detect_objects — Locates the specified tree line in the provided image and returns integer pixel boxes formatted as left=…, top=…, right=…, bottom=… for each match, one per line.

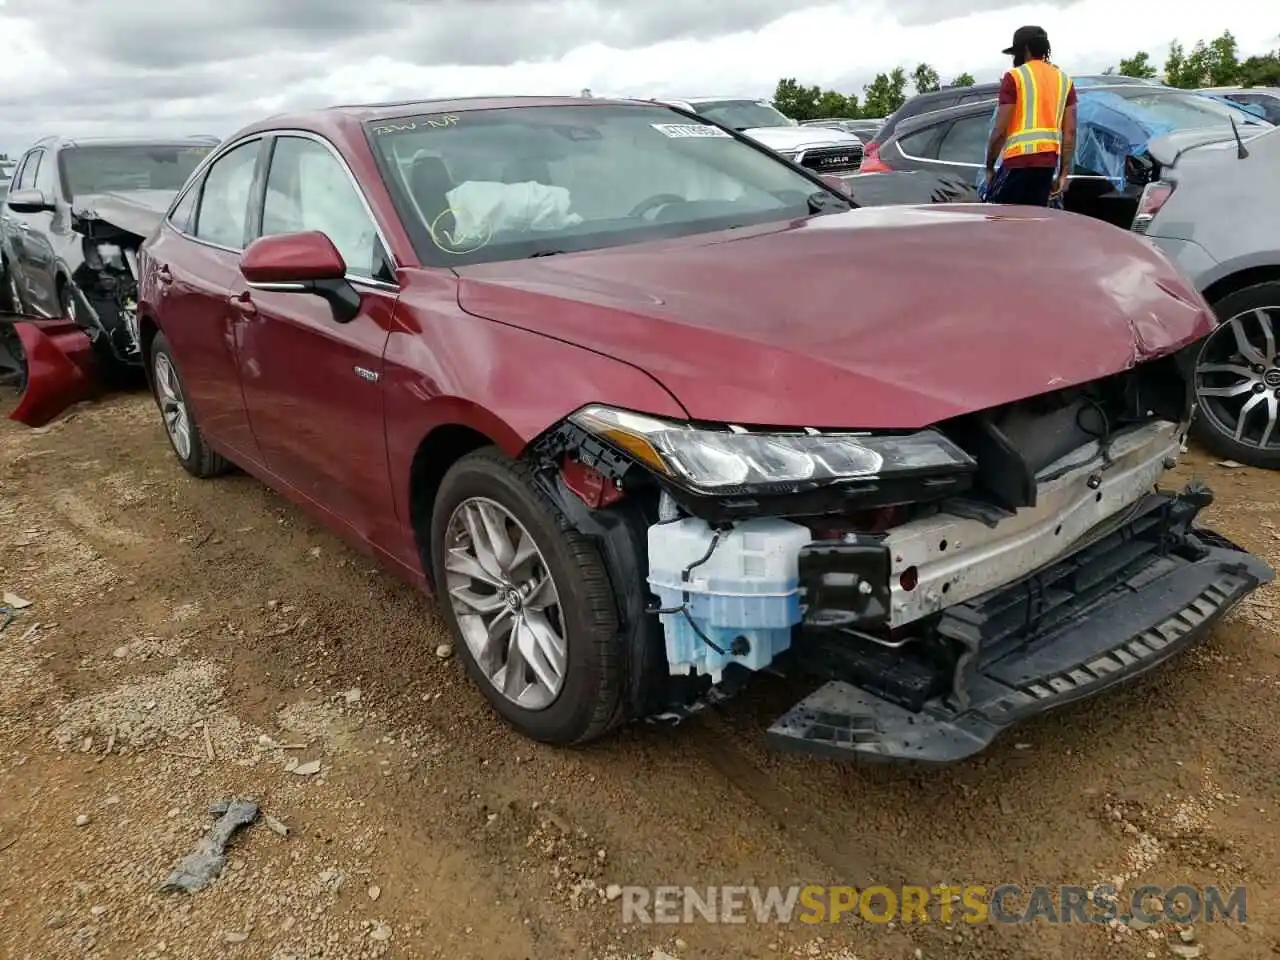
left=773, top=31, right=1280, bottom=121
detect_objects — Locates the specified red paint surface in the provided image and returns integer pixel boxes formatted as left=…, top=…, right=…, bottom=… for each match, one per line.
left=241, top=232, right=347, bottom=283
left=8, top=320, right=97, bottom=427
left=561, top=458, right=625, bottom=509
left=135, top=98, right=1216, bottom=595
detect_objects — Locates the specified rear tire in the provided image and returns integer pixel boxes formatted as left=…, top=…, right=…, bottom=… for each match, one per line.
left=429, top=448, right=624, bottom=745
left=149, top=331, right=231, bottom=478
left=1191, top=281, right=1280, bottom=470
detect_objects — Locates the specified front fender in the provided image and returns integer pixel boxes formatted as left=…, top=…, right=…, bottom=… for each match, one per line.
left=383, top=303, right=688, bottom=528
left=5, top=319, right=99, bottom=427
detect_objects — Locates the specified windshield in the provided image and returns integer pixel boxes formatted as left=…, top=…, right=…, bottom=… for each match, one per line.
left=1105, top=88, right=1273, bottom=129
left=58, top=145, right=213, bottom=199
left=691, top=100, right=796, bottom=130
left=367, top=103, right=837, bottom=267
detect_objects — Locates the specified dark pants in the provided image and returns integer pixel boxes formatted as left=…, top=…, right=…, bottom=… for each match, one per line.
left=986, top=166, right=1056, bottom=206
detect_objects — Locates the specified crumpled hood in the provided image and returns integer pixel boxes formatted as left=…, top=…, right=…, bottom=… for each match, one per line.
left=740, top=125, right=863, bottom=151
left=455, top=204, right=1213, bottom=429
left=70, top=189, right=178, bottom=240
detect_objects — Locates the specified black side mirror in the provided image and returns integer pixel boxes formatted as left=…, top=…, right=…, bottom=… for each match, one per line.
left=6, top=189, right=54, bottom=214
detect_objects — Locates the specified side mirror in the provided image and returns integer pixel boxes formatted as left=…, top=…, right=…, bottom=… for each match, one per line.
left=819, top=174, right=852, bottom=196
left=240, top=231, right=360, bottom=323
left=7, top=189, right=54, bottom=214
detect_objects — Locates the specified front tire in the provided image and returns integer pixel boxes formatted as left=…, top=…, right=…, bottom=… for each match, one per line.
left=430, top=448, right=624, bottom=745
left=1191, top=281, right=1280, bottom=470
left=149, top=331, right=231, bottom=478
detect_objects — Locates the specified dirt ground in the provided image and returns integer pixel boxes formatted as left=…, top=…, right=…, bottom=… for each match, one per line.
left=2, top=388, right=1280, bottom=960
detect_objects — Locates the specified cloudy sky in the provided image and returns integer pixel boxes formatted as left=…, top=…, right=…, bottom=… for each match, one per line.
left=0, top=0, right=1275, bottom=154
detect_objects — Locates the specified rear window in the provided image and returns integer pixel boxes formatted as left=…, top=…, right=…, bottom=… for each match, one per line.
left=691, top=100, right=796, bottom=131
left=59, top=145, right=214, bottom=199
left=1104, top=89, right=1273, bottom=130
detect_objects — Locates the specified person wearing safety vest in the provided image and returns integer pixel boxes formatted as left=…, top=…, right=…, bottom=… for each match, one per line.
left=983, top=26, right=1078, bottom=207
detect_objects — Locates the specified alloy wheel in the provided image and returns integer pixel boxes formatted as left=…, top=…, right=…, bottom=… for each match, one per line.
left=1195, top=306, right=1280, bottom=452
left=153, top=352, right=193, bottom=460
left=442, top=497, right=568, bottom=711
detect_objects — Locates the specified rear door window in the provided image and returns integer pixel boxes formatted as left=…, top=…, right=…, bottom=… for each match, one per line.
left=193, top=140, right=261, bottom=250
left=936, top=115, right=991, bottom=164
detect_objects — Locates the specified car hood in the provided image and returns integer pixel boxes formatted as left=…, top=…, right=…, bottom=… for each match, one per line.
left=70, top=189, right=178, bottom=240
left=454, top=205, right=1213, bottom=430
left=740, top=126, right=863, bottom=150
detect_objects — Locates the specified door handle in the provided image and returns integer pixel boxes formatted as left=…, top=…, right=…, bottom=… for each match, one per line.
left=17, top=223, right=30, bottom=232
left=228, top=292, right=258, bottom=318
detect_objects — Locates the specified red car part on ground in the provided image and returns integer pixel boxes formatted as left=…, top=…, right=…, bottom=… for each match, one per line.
left=2, top=316, right=97, bottom=428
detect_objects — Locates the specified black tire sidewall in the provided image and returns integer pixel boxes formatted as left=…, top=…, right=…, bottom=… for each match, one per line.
left=1192, top=281, right=1280, bottom=469
left=430, top=451, right=612, bottom=744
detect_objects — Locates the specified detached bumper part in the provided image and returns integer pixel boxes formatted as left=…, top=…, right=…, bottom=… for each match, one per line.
left=768, top=488, right=1273, bottom=762
left=5, top=319, right=98, bottom=427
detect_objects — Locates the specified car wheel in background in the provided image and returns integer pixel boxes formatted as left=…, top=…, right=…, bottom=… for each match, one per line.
left=429, top=448, right=624, bottom=745
left=149, top=331, right=231, bottom=478
left=1191, top=281, right=1280, bottom=470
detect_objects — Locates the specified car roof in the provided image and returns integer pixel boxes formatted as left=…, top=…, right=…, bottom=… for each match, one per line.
left=890, top=100, right=994, bottom=139
left=235, top=95, right=671, bottom=140
left=1200, top=85, right=1280, bottom=95
left=24, top=134, right=220, bottom=151
left=884, top=82, right=1246, bottom=142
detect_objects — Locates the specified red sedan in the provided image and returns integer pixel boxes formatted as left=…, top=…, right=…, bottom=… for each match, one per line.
left=133, top=96, right=1270, bottom=761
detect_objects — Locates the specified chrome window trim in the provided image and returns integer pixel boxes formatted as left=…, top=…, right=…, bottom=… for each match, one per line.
left=892, top=127, right=1108, bottom=181
left=166, top=128, right=402, bottom=289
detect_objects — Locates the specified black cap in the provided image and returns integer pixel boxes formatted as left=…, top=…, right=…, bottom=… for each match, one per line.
left=1003, top=25, right=1048, bottom=55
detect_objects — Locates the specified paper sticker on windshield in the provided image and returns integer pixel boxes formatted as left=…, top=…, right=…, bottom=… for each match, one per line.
left=650, top=123, right=730, bottom=139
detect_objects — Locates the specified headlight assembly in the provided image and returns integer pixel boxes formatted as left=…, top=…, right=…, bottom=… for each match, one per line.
left=569, top=405, right=975, bottom=494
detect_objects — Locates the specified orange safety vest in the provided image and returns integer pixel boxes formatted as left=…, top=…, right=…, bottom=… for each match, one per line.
left=1003, top=60, right=1072, bottom=160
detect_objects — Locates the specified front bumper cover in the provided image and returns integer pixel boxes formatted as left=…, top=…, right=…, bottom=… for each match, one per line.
left=768, top=485, right=1273, bottom=763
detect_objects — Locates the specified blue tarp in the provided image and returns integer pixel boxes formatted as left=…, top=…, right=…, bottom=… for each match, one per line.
left=977, top=89, right=1183, bottom=193
left=1200, top=92, right=1267, bottom=119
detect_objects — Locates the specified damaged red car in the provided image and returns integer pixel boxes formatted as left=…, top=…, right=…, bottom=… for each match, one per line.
left=122, top=96, right=1270, bottom=762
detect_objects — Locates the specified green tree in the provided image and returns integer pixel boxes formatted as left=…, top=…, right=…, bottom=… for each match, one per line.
left=950, top=72, right=976, bottom=87
left=912, top=62, right=941, bottom=94
left=772, top=77, right=824, bottom=121
left=1207, top=30, right=1241, bottom=84
left=772, top=78, right=860, bottom=120
left=1164, top=32, right=1241, bottom=87
left=1164, top=41, right=1189, bottom=86
left=1117, top=50, right=1157, bottom=79
left=817, top=89, right=859, bottom=118
left=863, top=67, right=908, bottom=117
left=1239, top=50, right=1280, bottom=86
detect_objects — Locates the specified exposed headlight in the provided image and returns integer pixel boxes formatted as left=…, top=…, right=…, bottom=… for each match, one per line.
left=569, top=405, right=975, bottom=493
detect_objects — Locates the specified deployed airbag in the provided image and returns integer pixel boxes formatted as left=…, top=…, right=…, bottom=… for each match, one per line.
left=445, top=181, right=584, bottom=247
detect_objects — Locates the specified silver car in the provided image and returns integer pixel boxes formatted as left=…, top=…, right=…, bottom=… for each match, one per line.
left=1139, top=124, right=1280, bottom=467
left=653, top=97, right=866, bottom=174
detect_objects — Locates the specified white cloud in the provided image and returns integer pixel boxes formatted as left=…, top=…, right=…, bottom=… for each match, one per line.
left=0, top=0, right=1274, bottom=154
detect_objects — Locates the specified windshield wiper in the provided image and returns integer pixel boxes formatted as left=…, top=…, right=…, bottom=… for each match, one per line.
left=527, top=249, right=567, bottom=258
left=806, top=189, right=852, bottom=215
